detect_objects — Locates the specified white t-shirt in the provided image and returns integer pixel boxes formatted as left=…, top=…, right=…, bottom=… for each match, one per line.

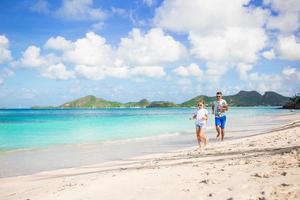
left=195, top=108, right=208, bottom=125
left=213, top=99, right=227, bottom=117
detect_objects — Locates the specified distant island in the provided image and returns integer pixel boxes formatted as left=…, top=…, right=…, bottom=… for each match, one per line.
left=31, top=90, right=291, bottom=109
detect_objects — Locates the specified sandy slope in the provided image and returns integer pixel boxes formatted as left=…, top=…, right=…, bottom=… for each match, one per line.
left=0, top=121, right=299, bottom=200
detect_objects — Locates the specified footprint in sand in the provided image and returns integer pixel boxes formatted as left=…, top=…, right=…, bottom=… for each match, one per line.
left=199, top=179, right=209, bottom=184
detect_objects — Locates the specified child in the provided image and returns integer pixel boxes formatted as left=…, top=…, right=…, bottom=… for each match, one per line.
left=191, top=100, right=208, bottom=148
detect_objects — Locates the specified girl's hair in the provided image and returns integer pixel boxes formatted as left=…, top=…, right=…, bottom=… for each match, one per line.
left=197, top=99, right=205, bottom=105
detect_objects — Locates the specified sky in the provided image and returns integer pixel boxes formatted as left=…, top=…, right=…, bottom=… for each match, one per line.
left=0, top=0, right=299, bottom=107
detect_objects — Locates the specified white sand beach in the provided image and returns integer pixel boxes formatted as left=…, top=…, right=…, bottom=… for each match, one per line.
left=1, top=119, right=300, bottom=200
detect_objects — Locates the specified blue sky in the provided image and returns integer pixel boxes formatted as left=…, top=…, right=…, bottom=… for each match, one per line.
left=0, top=0, right=299, bottom=107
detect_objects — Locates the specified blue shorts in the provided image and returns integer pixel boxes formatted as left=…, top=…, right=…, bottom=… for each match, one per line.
left=215, top=116, right=226, bottom=129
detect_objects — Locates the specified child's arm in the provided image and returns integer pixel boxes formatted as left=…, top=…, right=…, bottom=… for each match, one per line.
left=190, top=114, right=197, bottom=120
left=202, top=114, right=208, bottom=121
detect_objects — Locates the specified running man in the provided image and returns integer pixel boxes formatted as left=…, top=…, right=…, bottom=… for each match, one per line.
left=212, top=91, right=228, bottom=141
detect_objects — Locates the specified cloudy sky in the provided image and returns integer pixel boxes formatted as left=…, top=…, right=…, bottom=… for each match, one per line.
left=0, top=0, right=299, bottom=107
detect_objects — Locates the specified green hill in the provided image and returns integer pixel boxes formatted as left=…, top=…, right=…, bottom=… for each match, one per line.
left=226, top=91, right=262, bottom=106
left=31, top=90, right=290, bottom=109
left=262, top=91, right=290, bottom=106
left=147, top=101, right=178, bottom=107
left=181, top=91, right=290, bottom=107
left=180, top=95, right=213, bottom=107
left=124, top=99, right=150, bottom=107
left=59, top=95, right=123, bottom=108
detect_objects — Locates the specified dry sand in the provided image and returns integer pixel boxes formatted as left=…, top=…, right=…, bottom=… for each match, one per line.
left=0, top=120, right=299, bottom=200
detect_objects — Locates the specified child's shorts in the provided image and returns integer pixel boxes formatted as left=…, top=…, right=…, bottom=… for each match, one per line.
left=195, top=123, right=206, bottom=129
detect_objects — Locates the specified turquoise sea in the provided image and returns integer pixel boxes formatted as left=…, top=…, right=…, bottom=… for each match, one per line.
left=0, top=107, right=298, bottom=151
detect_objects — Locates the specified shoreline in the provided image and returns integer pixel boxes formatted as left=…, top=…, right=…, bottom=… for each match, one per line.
left=0, top=119, right=299, bottom=199
left=1, top=112, right=299, bottom=178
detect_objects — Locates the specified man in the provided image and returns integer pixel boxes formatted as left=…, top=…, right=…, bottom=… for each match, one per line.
left=212, top=91, right=228, bottom=141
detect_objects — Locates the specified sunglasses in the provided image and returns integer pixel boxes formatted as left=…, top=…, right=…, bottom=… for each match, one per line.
left=216, top=95, right=221, bottom=97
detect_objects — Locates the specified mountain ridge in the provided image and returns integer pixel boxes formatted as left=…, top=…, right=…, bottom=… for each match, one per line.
left=31, top=90, right=290, bottom=108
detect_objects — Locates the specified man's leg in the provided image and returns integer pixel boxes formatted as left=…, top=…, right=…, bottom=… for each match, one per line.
left=215, top=117, right=221, bottom=139
left=220, top=116, right=226, bottom=141
left=221, top=128, right=225, bottom=141
left=216, top=125, right=221, bottom=139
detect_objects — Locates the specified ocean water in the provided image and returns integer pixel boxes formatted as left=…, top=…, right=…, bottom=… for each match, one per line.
left=0, top=107, right=298, bottom=151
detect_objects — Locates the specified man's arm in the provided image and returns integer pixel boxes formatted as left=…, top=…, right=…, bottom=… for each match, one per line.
left=211, top=103, right=215, bottom=114
left=222, top=101, right=229, bottom=111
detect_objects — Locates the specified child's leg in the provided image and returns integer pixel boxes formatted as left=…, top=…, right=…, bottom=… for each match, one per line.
left=199, top=128, right=207, bottom=146
left=196, top=126, right=201, bottom=147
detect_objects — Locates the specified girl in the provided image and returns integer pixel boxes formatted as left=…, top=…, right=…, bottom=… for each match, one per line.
left=191, top=100, right=208, bottom=148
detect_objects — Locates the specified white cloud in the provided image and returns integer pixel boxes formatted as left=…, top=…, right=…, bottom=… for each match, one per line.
left=0, top=35, right=12, bottom=64
left=75, top=65, right=105, bottom=80
left=245, top=66, right=300, bottom=95
left=282, top=66, right=300, bottom=81
left=111, top=7, right=127, bottom=17
left=173, top=63, right=203, bottom=77
left=154, top=0, right=269, bottom=83
left=91, top=22, right=104, bottom=31
left=41, top=63, right=75, bottom=80
left=248, top=72, right=282, bottom=93
left=130, top=66, right=165, bottom=78
left=75, top=65, right=130, bottom=80
left=143, top=0, right=155, bottom=7
left=204, top=62, right=229, bottom=81
left=20, top=46, right=45, bottom=68
left=55, top=0, right=106, bottom=21
left=117, top=28, right=186, bottom=66
left=262, top=49, right=275, bottom=60
left=154, top=0, right=267, bottom=33
left=264, top=0, right=300, bottom=33
left=63, top=32, right=113, bottom=66
left=17, top=31, right=174, bottom=81
left=267, top=13, right=300, bottom=33
left=264, top=0, right=300, bottom=13
left=30, top=0, right=50, bottom=14
left=20, top=88, right=38, bottom=99
left=277, top=35, right=300, bottom=60
left=106, top=67, right=129, bottom=78
left=189, top=27, right=267, bottom=64
left=236, top=63, right=253, bottom=80
left=44, top=36, right=74, bottom=51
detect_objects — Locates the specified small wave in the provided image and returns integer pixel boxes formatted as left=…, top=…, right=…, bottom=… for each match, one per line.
left=98, top=132, right=188, bottom=145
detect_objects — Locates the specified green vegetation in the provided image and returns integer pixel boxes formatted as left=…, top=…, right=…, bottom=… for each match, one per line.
left=30, top=106, right=56, bottom=109
left=30, top=90, right=291, bottom=109
left=124, top=99, right=150, bottom=107
left=59, top=95, right=123, bottom=108
left=181, top=91, right=290, bottom=107
left=282, top=94, right=300, bottom=109
left=147, top=101, right=178, bottom=108
left=180, top=95, right=213, bottom=107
